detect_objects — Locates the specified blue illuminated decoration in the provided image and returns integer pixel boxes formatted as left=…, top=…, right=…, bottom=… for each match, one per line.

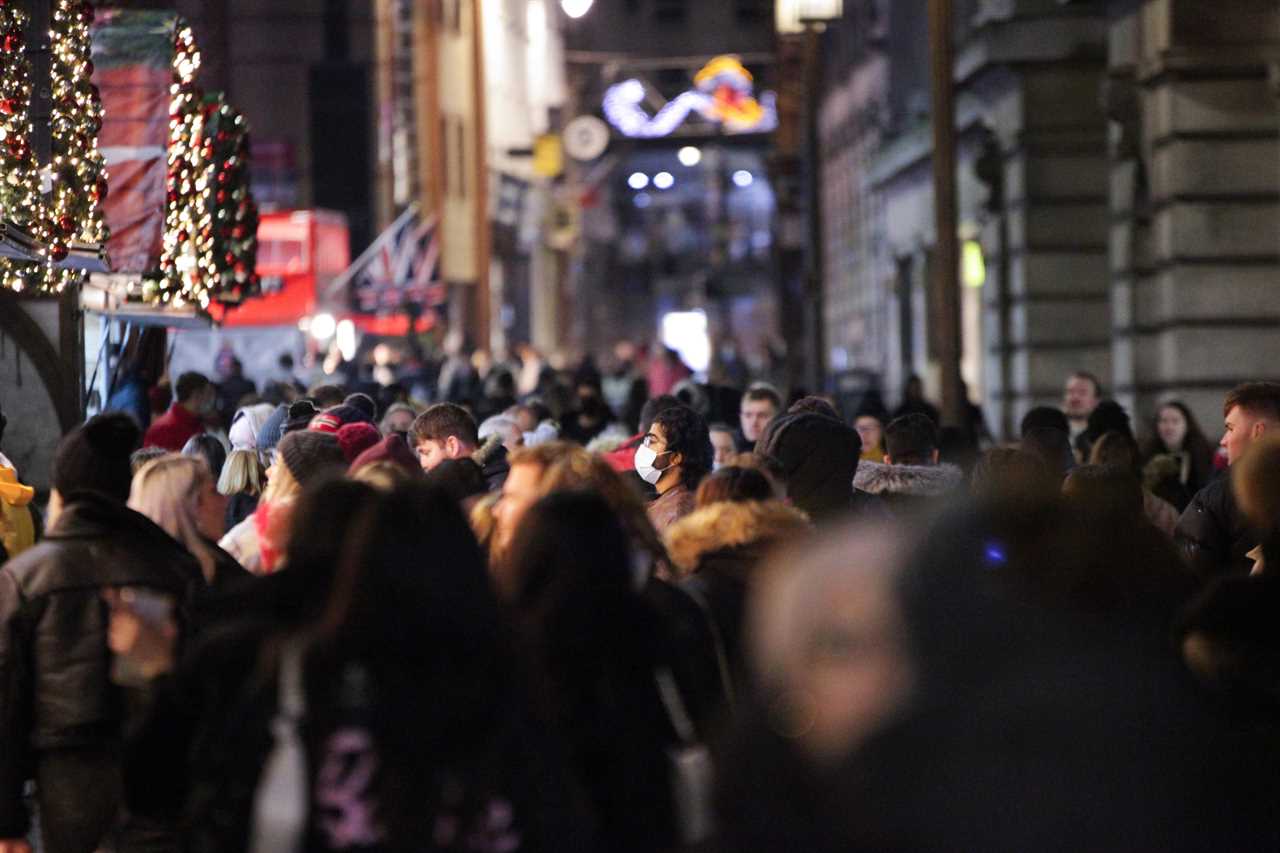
left=602, top=55, right=778, bottom=138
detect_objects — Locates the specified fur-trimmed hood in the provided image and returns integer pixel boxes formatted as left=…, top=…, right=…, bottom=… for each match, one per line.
left=854, top=460, right=963, bottom=498
left=471, top=433, right=506, bottom=467
left=665, top=499, right=811, bottom=575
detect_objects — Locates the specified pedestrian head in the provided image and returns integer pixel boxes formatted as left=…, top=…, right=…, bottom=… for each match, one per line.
left=53, top=412, right=140, bottom=507
left=884, top=413, right=939, bottom=466
left=1020, top=405, right=1070, bottom=438
left=789, top=395, right=840, bottom=421
left=970, top=447, right=1057, bottom=505
left=182, top=433, right=227, bottom=481
left=336, top=422, right=381, bottom=464
left=708, top=422, right=738, bottom=469
left=229, top=402, right=277, bottom=452
left=218, top=447, right=266, bottom=498
left=130, top=446, right=168, bottom=475
left=1233, top=434, right=1280, bottom=532
left=854, top=411, right=886, bottom=456
left=1221, top=382, right=1280, bottom=465
left=1063, top=371, right=1102, bottom=421
left=1088, top=429, right=1141, bottom=477
left=638, top=393, right=680, bottom=435
left=411, top=403, right=479, bottom=472
left=129, top=454, right=225, bottom=576
left=756, top=413, right=861, bottom=521
left=479, top=415, right=523, bottom=454
left=642, top=404, right=713, bottom=492
left=380, top=402, right=417, bottom=438
left=343, top=392, right=378, bottom=422
left=695, top=465, right=779, bottom=508
left=740, top=383, right=783, bottom=444
left=1062, top=463, right=1144, bottom=521
left=1021, top=426, right=1074, bottom=480
left=307, top=383, right=346, bottom=410
left=175, top=371, right=215, bottom=413
left=424, top=458, right=488, bottom=507
left=267, top=430, right=345, bottom=504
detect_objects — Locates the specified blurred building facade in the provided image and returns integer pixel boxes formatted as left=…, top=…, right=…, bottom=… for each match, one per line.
left=816, top=0, right=1280, bottom=438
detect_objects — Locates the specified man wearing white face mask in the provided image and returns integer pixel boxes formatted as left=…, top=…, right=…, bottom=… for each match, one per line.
left=640, top=404, right=713, bottom=534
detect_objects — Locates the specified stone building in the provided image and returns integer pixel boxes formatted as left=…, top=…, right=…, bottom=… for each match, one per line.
left=818, top=0, right=1279, bottom=439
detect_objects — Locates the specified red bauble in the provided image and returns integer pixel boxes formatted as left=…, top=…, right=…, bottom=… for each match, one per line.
left=95, top=178, right=108, bottom=200
left=234, top=261, right=247, bottom=275
left=224, top=252, right=235, bottom=265
left=6, top=136, right=27, bottom=159
left=166, top=190, right=178, bottom=203
left=0, top=98, right=15, bottom=115
left=3, top=30, right=23, bottom=52
left=231, top=225, right=247, bottom=239
left=177, top=229, right=189, bottom=242
left=215, top=131, right=229, bottom=143
left=49, top=242, right=68, bottom=262
left=58, top=215, right=75, bottom=236
left=216, top=170, right=228, bottom=184
left=216, top=190, right=227, bottom=204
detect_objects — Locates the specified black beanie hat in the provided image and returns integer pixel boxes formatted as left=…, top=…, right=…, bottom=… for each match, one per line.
left=53, top=413, right=141, bottom=503
left=344, top=393, right=378, bottom=422
left=757, top=412, right=862, bottom=521
left=278, top=430, right=345, bottom=486
left=283, top=399, right=319, bottom=436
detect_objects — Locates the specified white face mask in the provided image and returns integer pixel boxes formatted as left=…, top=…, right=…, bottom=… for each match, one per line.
left=634, top=444, right=671, bottom=486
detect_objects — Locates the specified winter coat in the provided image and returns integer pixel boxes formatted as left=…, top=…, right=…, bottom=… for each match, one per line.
left=471, top=434, right=510, bottom=492
left=0, top=491, right=202, bottom=844
left=667, top=500, right=811, bottom=706
left=1174, top=474, right=1258, bottom=579
left=853, top=460, right=964, bottom=515
left=647, top=482, right=696, bottom=534
left=142, top=403, right=206, bottom=452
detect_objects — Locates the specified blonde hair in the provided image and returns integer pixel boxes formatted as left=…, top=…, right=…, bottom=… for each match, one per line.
left=129, top=454, right=218, bottom=581
left=217, top=448, right=266, bottom=497
left=262, top=455, right=303, bottom=504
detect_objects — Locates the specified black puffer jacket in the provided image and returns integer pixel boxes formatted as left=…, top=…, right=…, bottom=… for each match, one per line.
left=0, top=490, right=202, bottom=839
left=1174, top=475, right=1257, bottom=579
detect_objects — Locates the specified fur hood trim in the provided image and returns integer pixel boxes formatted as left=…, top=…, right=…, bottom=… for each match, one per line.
left=664, top=499, right=811, bottom=574
left=853, top=460, right=963, bottom=497
left=471, top=433, right=505, bottom=467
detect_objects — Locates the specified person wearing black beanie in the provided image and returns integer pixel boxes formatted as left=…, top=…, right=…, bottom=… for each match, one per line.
left=0, top=414, right=204, bottom=851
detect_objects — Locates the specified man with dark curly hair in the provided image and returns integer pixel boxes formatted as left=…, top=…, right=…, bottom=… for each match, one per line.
left=639, top=404, right=713, bottom=533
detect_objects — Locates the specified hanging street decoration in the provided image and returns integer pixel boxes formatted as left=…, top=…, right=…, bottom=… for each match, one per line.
left=148, top=21, right=259, bottom=312
left=602, top=55, right=778, bottom=139
left=0, top=0, right=110, bottom=293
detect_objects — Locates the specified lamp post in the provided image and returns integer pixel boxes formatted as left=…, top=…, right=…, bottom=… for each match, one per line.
left=775, top=0, right=842, bottom=394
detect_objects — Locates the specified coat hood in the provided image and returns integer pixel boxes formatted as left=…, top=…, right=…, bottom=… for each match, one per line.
left=664, top=499, right=811, bottom=575
left=854, top=460, right=964, bottom=498
left=472, top=433, right=507, bottom=469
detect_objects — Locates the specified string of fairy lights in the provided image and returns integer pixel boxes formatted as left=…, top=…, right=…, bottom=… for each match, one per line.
left=150, top=22, right=259, bottom=311
left=0, top=0, right=107, bottom=294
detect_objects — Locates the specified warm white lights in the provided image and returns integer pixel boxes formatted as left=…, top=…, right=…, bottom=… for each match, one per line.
left=678, top=146, right=702, bottom=167
left=653, top=171, right=674, bottom=190
left=560, top=0, right=594, bottom=18
left=628, top=171, right=650, bottom=190
left=732, top=170, right=754, bottom=188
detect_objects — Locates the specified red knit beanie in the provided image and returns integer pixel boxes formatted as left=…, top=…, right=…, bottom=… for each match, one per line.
left=336, top=422, right=381, bottom=464
left=349, top=433, right=420, bottom=475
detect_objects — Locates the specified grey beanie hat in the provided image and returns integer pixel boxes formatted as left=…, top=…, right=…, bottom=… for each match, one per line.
left=277, top=430, right=345, bottom=486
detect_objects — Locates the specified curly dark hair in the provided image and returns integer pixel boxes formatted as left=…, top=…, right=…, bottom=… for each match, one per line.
left=651, top=404, right=713, bottom=490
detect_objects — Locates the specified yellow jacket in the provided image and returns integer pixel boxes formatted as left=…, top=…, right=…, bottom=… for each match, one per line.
left=0, top=466, right=36, bottom=559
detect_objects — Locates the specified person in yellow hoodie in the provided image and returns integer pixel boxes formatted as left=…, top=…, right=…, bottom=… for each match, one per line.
left=0, top=405, right=36, bottom=561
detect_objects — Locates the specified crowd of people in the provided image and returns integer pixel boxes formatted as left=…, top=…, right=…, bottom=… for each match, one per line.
left=2, top=348, right=1280, bottom=852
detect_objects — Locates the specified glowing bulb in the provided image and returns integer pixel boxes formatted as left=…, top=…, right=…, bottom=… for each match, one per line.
left=732, top=170, right=754, bottom=188
left=560, top=0, right=593, bottom=17
left=653, top=171, right=674, bottom=190
left=677, top=146, right=702, bottom=167
left=628, top=172, right=649, bottom=190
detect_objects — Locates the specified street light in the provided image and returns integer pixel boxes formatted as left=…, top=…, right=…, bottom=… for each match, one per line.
left=561, top=0, right=594, bottom=18
left=775, top=0, right=843, bottom=34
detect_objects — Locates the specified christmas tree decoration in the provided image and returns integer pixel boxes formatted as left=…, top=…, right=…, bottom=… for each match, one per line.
left=0, top=0, right=110, bottom=293
left=149, top=21, right=258, bottom=312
